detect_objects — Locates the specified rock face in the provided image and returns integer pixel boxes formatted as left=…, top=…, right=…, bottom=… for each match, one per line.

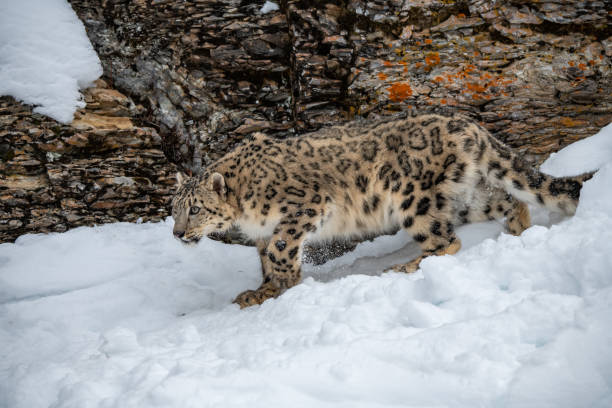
left=0, top=81, right=176, bottom=243
left=67, top=0, right=611, bottom=173
left=346, top=0, right=611, bottom=154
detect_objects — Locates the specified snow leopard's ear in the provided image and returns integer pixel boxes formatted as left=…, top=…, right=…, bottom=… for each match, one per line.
left=209, top=172, right=227, bottom=200
left=176, top=172, right=188, bottom=187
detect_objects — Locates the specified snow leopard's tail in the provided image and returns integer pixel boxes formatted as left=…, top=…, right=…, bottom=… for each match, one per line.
left=482, top=134, right=593, bottom=216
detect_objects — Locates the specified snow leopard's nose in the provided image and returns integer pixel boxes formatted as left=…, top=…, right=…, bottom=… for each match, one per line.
left=173, top=229, right=185, bottom=239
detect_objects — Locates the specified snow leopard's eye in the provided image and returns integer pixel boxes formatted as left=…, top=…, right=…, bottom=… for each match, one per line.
left=189, top=206, right=200, bottom=215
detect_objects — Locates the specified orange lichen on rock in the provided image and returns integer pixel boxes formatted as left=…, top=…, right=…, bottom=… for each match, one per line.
left=466, top=82, right=486, bottom=93
left=428, top=64, right=518, bottom=103
left=464, top=64, right=477, bottom=73
left=387, top=82, right=413, bottom=102
left=383, top=60, right=393, bottom=67
left=560, top=117, right=583, bottom=127
left=377, top=72, right=388, bottom=80
left=425, top=52, right=441, bottom=67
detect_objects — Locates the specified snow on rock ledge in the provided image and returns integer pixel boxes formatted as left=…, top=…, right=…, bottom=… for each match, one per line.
left=260, top=1, right=279, bottom=14
left=0, top=0, right=102, bottom=123
left=541, top=122, right=612, bottom=177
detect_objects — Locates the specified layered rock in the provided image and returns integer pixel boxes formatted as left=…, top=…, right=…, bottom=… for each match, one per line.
left=67, top=0, right=294, bottom=172
left=68, top=0, right=611, bottom=169
left=0, top=81, right=176, bottom=243
left=347, top=0, right=612, bottom=154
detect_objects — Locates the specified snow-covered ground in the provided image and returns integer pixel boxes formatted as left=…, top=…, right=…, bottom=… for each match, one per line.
left=1, top=124, right=611, bottom=407
left=0, top=0, right=101, bottom=123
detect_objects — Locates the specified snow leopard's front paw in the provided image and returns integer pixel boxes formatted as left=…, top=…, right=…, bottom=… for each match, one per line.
left=384, top=258, right=420, bottom=274
left=233, top=282, right=281, bottom=308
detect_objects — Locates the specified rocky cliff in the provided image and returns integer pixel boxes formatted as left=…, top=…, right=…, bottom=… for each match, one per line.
left=67, top=0, right=611, bottom=173
left=0, top=81, right=176, bottom=242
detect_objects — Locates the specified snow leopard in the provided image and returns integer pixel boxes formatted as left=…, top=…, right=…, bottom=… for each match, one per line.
left=172, top=112, right=588, bottom=307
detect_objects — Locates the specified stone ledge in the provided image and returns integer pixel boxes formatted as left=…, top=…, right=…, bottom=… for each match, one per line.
left=0, top=81, right=176, bottom=243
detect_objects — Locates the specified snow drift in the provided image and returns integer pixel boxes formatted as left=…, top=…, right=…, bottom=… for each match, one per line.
left=0, top=0, right=102, bottom=123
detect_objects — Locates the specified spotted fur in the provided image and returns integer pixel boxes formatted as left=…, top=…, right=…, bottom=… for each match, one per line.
left=172, top=113, right=589, bottom=308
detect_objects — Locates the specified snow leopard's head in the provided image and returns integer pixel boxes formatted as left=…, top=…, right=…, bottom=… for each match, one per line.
left=171, top=172, right=236, bottom=244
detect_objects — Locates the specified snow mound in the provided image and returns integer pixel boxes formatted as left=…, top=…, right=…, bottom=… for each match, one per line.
left=541, top=122, right=612, bottom=177
left=1, top=126, right=612, bottom=406
left=260, top=1, right=280, bottom=14
left=0, top=0, right=102, bottom=123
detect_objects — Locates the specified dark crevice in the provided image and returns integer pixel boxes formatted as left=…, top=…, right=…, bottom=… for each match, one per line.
left=532, top=20, right=611, bottom=41
left=488, top=28, right=517, bottom=45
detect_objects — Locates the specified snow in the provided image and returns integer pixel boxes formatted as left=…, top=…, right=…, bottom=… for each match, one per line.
left=541, top=123, right=612, bottom=177
left=0, top=0, right=102, bottom=123
left=2, top=125, right=612, bottom=407
left=260, top=1, right=280, bottom=14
